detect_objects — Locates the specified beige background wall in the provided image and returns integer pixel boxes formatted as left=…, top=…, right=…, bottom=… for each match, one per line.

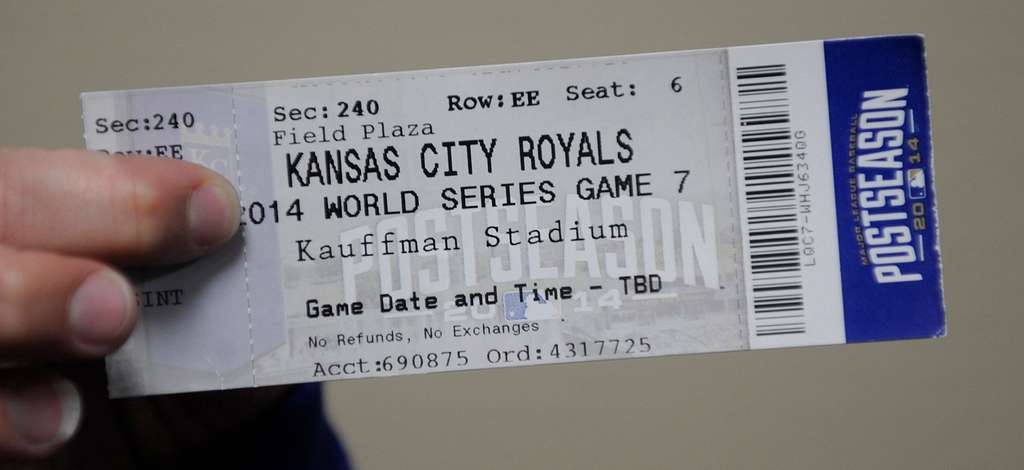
left=2, top=1, right=1021, bottom=468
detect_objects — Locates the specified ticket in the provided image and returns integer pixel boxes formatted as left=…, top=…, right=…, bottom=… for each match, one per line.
left=82, top=35, right=945, bottom=397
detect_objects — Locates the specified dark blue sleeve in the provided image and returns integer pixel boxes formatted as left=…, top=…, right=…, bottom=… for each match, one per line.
left=188, top=383, right=352, bottom=469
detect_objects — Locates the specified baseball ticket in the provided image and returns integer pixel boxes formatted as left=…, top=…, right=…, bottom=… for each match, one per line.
left=81, top=35, right=945, bottom=397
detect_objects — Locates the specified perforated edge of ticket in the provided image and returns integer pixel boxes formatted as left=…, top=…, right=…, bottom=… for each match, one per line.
left=81, top=35, right=945, bottom=397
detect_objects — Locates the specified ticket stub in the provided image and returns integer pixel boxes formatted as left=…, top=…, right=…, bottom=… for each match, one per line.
left=82, top=35, right=945, bottom=397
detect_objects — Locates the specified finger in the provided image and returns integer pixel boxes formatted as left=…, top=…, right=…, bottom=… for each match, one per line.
left=0, top=247, right=137, bottom=360
left=0, top=148, right=240, bottom=265
left=0, top=374, right=81, bottom=459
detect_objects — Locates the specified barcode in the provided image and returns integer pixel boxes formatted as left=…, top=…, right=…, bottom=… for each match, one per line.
left=735, top=64, right=806, bottom=337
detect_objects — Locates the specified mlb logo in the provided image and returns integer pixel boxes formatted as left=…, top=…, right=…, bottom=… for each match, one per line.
left=503, top=292, right=560, bottom=321
left=908, top=168, right=927, bottom=199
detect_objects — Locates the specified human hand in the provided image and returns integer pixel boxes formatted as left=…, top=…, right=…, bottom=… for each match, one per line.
left=0, top=148, right=283, bottom=465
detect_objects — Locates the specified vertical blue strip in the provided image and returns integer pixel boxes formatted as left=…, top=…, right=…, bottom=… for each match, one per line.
left=823, top=36, right=946, bottom=342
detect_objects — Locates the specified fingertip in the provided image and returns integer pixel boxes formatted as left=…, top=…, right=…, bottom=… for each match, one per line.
left=2, top=376, right=82, bottom=456
left=53, top=378, right=82, bottom=445
left=0, top=148, right=244, bottom=265
left=187, top=176, right=241, bottom=251
left=68, top=269, right=137, bottom=355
